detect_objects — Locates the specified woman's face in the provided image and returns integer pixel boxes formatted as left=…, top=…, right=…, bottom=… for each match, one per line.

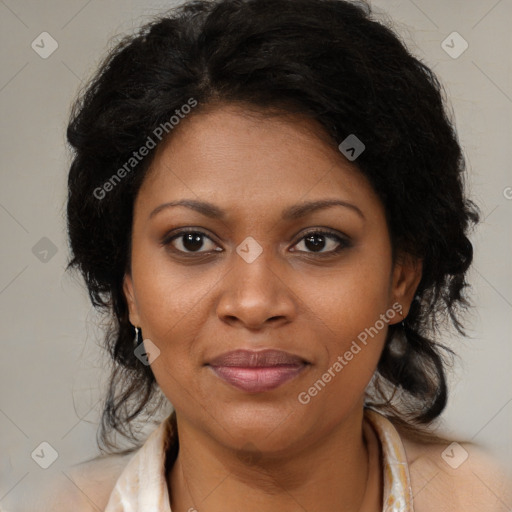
left=123, top=104, right=421, bottom=453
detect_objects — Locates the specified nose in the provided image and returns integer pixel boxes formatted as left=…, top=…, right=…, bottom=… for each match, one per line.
left=216, top=245, right=297, bottom=330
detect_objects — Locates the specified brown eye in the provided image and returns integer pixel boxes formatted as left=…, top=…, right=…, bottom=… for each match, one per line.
left=291, top=230, right=350, bottom=254
left=164, top=230, right=221, bottom=254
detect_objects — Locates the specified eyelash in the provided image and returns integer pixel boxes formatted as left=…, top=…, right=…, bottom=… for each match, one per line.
left=161, top=228, right=351, bottom=257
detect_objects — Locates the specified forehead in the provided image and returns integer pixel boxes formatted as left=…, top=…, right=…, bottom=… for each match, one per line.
left=136, top=105, right=381, bottom=221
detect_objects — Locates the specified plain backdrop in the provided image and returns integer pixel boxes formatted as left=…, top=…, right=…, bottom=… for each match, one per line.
left=1, top=0, right=511, bottom=509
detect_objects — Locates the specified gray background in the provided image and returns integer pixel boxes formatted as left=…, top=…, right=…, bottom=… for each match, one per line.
left=1, top=0, right=511, bottom=509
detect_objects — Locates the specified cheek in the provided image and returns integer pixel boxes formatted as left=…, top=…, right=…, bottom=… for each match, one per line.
left=311, top=284, right=389, bottom=387
left=130, top=241, right=217, bottom=340
left=298, top=289, right=391, bottom=426
left=137, top=289, right=208, bottom=413
left=303, top=243, right=393, bottom=392
left=129, top=253, right=219, bottom=392
left=308, top=247, right=392, bottom=344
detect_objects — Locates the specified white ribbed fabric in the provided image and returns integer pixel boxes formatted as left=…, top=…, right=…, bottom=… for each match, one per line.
left=104, top=408, right=413, bottom=512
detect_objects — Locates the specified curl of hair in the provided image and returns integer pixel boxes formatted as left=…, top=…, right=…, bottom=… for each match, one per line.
left=66, top=0, right=480, bottom=454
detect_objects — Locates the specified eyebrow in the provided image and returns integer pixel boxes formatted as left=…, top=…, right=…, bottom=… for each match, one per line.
left=149, top=198, right=365, bottom=221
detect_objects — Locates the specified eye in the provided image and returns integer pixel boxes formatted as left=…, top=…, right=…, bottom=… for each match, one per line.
left=291, top=229, right=350, bottom=255
left=162, top=228, right=351, bottom=257
left=163, top=230, right=221, bottom=254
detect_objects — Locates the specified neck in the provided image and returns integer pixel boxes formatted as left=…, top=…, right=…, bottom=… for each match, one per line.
left=167, top=405, right=380, bottom=512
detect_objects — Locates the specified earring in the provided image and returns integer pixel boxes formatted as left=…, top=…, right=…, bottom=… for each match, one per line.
left=134, top=326, right=142, bottom=347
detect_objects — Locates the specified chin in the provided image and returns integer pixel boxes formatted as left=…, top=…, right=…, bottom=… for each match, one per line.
left=212, top=401, right=308, bottom=450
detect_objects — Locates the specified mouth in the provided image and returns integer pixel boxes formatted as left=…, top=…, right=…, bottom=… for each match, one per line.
left=206, top=349, right=310, bottom=393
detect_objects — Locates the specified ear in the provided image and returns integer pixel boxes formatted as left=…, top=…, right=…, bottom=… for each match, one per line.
left=123, top=272, right=141, bottom=327
left=389, top=252, right=423, bottom=325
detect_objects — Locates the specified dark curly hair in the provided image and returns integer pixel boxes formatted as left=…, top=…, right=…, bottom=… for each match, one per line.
left=66, top=0, right=480, bottom=455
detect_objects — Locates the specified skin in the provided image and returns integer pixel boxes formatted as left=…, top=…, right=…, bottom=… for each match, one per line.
left=123, top=103, right=422, bottom=512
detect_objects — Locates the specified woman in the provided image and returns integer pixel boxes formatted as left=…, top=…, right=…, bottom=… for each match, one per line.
left=52, top=0, right=511, bottom=510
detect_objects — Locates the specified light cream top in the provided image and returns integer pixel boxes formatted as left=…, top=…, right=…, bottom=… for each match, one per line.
left=35, top=408, right=512, bottom=512
left=102, top=408, right=416, bottom=511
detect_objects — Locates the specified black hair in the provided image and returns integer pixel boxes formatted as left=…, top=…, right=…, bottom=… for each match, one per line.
left=66, top=0, right=480, bottom=454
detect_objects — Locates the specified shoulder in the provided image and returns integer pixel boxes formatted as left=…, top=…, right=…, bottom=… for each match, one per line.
left=36, top=452, right=135, bottom=512
left=400, top=434, right=512, bottom=512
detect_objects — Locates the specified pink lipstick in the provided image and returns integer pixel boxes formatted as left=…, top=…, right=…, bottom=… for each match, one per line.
left=207, top=349, right=308, bottom=393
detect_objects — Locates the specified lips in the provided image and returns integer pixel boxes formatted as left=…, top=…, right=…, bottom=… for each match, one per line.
left=208, top=349, right=308, bottom=367
left=207, top=349, right=309, bottom=393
